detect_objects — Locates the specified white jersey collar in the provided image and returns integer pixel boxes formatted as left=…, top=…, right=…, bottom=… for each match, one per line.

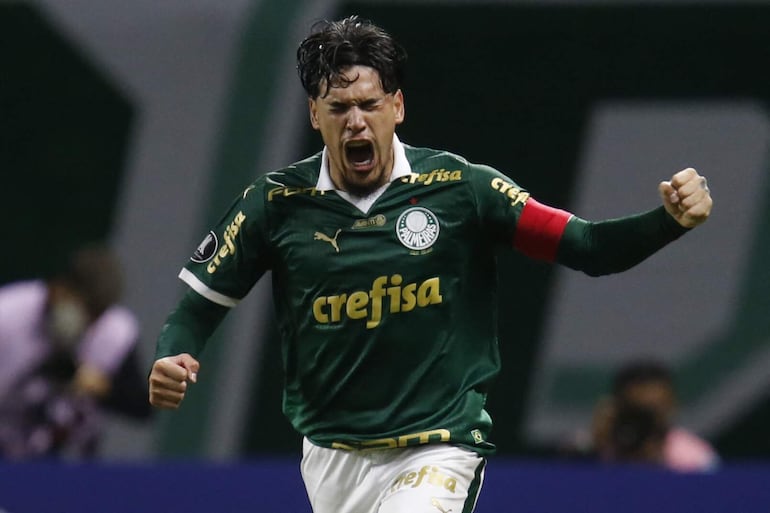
left=315, top=134, right=412, bottom=191
left=315, top=134, right=411, bottom=214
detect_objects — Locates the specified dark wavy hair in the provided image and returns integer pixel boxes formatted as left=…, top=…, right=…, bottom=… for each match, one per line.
left=296, top=16, right=407, bottom=98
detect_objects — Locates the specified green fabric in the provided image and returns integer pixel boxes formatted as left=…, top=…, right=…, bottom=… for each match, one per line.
left=154, top=290, right=229, bottom=359
left=170, top=144, right=535, bottom=455
left=558, top=206, right=689, bottom=276
left=157, top=143, right=690, bottom=456
left=462, top=457, right=487, bottom=513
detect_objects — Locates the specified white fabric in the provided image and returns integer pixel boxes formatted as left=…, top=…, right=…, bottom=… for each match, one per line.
left=301, top=438, right=485, bottom=513
left=178, top=268, right=239, bottom=307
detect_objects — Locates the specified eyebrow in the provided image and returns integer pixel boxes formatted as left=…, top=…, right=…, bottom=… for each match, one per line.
left=326, top=97, right=383, bottom=109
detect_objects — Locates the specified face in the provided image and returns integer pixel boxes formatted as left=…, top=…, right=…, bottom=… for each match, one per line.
left=46, top=283, right=90, bottom=348
left=622, top=381, right=677, bottom=422
left=309, top=65, right=405, bottom=196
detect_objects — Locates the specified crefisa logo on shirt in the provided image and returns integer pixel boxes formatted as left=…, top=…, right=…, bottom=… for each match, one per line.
left=396, top=207, right=440, bottom=251
left=190, top=231, right=218, bottom=263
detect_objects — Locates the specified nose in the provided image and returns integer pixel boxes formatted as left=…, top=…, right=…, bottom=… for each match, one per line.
left=346, top=106, right=366, bottom=132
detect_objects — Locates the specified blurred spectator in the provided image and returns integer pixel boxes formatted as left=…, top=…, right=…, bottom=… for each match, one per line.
left=591, top=360, right=719, bottom=471
left=0, top=244, right=150, bottom=460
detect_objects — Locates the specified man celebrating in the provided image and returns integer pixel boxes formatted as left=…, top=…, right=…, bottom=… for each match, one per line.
left=149, top=16, right=712, bottom=513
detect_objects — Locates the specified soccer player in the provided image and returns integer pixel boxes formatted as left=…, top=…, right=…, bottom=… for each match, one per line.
left=149, top=16, right=713, bottom=513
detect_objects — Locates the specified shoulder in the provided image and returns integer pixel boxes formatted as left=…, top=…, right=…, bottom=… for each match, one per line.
left=402, top=143, right=512, bottom=180
left=242, top=152, right=324, bottom=203
left=0, top=280, right=47, bottom=323
left=399, top=143, right=525, bottom=205
left=92, top=305, right=139, bottom=337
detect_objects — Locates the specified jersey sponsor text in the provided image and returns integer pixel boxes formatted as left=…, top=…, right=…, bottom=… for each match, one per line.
left=331, top=428, right=451, bottom=451
left=391, top=465, right=458, bottom=494
left=312, top=274, right=443, bottom=329
left=207, top=211, right=246, bottom=274
left=401, top=169, right=462, bottom=185
left=490, top=177, right=530, bottom=206
left=267, top=185, right=326, bottom=201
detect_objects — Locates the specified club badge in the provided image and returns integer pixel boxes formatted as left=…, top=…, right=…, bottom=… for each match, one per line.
left=396, top=207, right=440, bottom=251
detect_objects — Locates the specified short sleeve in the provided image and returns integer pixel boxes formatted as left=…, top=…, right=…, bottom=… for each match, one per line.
left=467, top=163, right=531, bottom=244
left=468, top=164, right=572, bottom=261
left=179, top=178, right=272, bottom=307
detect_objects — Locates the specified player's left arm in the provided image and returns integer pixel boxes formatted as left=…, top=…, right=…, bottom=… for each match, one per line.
left=514, top=167, right=713, bottom=276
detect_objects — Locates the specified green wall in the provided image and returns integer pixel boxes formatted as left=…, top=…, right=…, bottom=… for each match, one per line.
left=0, top=4, right=133, bottom=283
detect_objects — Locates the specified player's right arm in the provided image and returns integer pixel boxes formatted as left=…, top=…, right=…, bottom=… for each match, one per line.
left=149, top=176, right=273, bottom=409
left=149, top=289, right=229, bottom=409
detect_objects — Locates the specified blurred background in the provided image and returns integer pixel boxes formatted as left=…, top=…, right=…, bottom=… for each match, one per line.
left=1, top=0, right=769, bottom=510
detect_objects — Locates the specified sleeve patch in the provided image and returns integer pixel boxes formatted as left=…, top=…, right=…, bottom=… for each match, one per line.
left=513, top=199, right=572, bottom=261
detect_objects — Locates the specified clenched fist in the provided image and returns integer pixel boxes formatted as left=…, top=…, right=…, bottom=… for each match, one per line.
left=659, top=168, right=713, bottom=228
left=148, top=353, right=200, bottom=409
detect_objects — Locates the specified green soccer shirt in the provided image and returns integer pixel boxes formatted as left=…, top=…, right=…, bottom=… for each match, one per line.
left=171, top=136, right=687, bottom=455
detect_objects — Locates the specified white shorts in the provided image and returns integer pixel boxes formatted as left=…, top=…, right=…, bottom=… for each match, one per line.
left=300, top=438, right=486, bottom=513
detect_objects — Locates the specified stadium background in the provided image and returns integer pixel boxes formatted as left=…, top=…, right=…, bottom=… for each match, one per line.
left=2, top=0, right=770, bottom=509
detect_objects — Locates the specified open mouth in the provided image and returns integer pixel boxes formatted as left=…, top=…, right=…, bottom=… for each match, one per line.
left=345, top=140, right=374, bottom=170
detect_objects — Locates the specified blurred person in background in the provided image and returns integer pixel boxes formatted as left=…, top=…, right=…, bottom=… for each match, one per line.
left=591, top=360, right=719, bottom=471
left=0, top=244, right=150, bottom=460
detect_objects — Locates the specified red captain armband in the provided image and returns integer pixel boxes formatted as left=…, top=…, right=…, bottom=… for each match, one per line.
left=512, top=198, right=573, bottom=262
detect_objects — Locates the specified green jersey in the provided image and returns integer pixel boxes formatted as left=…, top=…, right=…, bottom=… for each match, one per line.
left=173, top=138, right=687, bottom=454
left=180, top=140, right=539, bottom=455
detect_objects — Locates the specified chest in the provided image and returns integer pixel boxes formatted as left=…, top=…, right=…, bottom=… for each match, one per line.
left=268, top=181, right=476, bottom=281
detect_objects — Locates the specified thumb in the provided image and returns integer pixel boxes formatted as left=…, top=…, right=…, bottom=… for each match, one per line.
left=172, top=353, right=200, bottom=383
left=658, top=180, right=678, bottom=205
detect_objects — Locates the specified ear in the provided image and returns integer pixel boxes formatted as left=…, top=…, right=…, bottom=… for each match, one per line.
left=393, top=89, right=405, bottom=125
left=309, top=97, right=320, bottom=130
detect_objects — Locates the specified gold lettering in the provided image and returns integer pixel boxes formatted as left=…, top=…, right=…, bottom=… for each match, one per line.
left=397, top=429, right=451, bottom=447
left=401, top=283, right=417, bottom=312
left=347, top=291, right=369, bottom=320
left=413, top=466, right=430, bottom=488
left=327, top=294, right=347, bottom=322
left=417, top=277, right=443, bottom=307
left=267, top=187, right=285, bottom=201
left=205, top=211, right=246, bottom=274
left=312, top=297, right=329, bottom=323
left=388, top=274, right=403, bottom=313
left=331, top=428, right=452, bottom=456
left=403, top=472, right=417, bottom=486
left=428, top=467, right=444, bottom=486
left=511, top=190, right=530, bottom=207
left=367, top=276, right=388, bottom=329
left=444, top=478, right=457, bottom=493
left=267, top=186, right=324, bottom=201
left=391, top=473, right=406, bottom=491
left=331, top=442, right=356, bottom=450
left=491, top=177, right=530, bottom=207
left=312, top=275, right=441, bottom=326
left=361, top=438, right=398, bottom=450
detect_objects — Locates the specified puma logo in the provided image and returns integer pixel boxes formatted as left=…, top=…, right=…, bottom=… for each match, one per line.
left=431, top=498, right=452, bottom=513
left=314, top=229, right=342, bottom=253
